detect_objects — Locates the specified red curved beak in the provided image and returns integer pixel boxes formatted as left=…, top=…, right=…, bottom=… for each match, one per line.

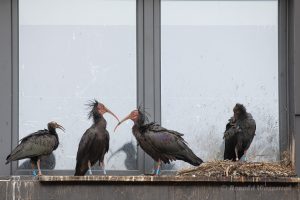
left=114, top=113, right=131, bottom=132
left=104, top=106, right=119, bottom=122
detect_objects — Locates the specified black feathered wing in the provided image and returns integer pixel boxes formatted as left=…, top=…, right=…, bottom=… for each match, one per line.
left=74, top=129, right=95, bottom=175
left=6, top=130, right=57, bottom=164
left=239, top=114, right=256, bottom=152
left=223, top=113, right=256, bottom=160
left=76, top=130, right=95, bottom=163
left=223, top=121, right=238, bottom=160
left=19, top=129, right=48, bottom=142
left=74, top=127, right=110, bottom=176
left=141, top=124, right=203, bottom=166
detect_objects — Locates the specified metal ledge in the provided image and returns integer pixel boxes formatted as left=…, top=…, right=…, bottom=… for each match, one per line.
left=38, top=175, right=300, bottom=184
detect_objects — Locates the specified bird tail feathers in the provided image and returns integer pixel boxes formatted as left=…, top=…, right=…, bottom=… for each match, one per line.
left=5, top=154, right=11, bottom=165
left=5, top=145, right=26, bottom=164
left=177, top=143, right=203, bottom=166
left=183, top=152, right=203, bottom=166
left=176, top=141, right=203, bottom=166
left=74, top=161, right=88, bottom=176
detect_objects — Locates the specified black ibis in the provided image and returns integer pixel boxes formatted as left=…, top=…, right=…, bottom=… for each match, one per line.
left=223, top=103, right=256, bottom=161
left=5, top=121, right=64, bottom=176
left=114, top=108, right=203, bottom=175
left=74, top=100, right=119, bottom=176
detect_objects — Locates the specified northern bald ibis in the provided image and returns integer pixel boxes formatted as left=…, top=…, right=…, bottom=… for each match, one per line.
left=114, top=108, right=203, bottom=175
left=6, top=121, right=65, bottom=176
left=74, top=100, right=119, bottom=176
left=223, top=103, right=256, bottom=161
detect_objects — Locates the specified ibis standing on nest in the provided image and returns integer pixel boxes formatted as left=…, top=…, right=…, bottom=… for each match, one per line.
left=5, top=121, right=65, bottom=176
left=114, top=108, right=203, bottom=175
left=223, top=103, right=256, bottom=161
left=74, top=100, right=119, bottom=176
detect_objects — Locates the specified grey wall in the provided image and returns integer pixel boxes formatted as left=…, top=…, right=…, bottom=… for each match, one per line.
left=0, top=0, right=12, bottom=176
left=294, top=0, right=300, bottom=115
left=293, top=0, right=300, bottom=176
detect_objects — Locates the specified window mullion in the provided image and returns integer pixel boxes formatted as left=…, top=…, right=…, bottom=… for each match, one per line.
left=141, top=0, right=161, bottom=174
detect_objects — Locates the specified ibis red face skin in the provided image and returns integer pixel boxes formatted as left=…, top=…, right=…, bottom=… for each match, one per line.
left=114, top=110, right=139, bottom=132
left=97, top=103, right=119, bottom=122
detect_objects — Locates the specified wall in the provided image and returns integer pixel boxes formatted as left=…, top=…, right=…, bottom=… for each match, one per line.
left=0, top=176, right=299, bottom=200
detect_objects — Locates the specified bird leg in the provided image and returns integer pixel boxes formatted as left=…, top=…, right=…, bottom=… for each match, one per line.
left=30, top=160, right=37, bottom=176
left=241, top=150, right=248, bottom=162
left=37, top=159, right=42, bottom=176
left=235, top=147, right=239, bottom=161
left=88, top=160, right=92, bottom=175
left=100, top=162, right=106, bottom=175
left=154, top=160, right=161, bottom=176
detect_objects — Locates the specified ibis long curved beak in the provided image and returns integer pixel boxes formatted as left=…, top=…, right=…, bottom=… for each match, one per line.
left=105, top=107, right=120, bottom=122
left=57, top=124, right=65, bottom=132
left=114, top=114, right=131, bottom=132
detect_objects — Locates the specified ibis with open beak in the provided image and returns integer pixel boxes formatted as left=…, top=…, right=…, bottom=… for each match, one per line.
left=74, top=100, right=119, bottom=176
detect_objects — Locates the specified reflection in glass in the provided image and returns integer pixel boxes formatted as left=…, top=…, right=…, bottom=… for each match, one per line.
left=19, top=0, right=137, bottom=170
left=161, top=0, right=279, bottom=169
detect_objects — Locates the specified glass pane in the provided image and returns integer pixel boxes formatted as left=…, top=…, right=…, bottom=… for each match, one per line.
left=161, top=0, right=278, bottom=169
left=19, top=0, right=137, bottom=170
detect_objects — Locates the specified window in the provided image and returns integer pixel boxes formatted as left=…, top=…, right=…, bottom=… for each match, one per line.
left=12, top=0, right=286, bottom=175
left=161, top=0, right=279, bottom=169
left=19, top=0, right=137, bottom=171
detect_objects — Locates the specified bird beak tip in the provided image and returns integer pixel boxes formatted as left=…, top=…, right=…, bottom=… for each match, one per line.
left=58, top=125, right=65, bottom=132
left=105, top=108, right=119, bottom=122
left=114, top=121, right=123, bottom=132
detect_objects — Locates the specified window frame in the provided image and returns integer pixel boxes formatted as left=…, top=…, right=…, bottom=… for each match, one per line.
left=4, top=0, right=293, bottom=175
left=158, top=0, right=289, bottom=173
left=12, top=0, right=148, bottom=176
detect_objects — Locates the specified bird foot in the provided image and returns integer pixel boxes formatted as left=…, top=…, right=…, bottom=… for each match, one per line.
left=151, top=169, right=161, bottom=176
left=155, top=169, right=161, bottom=176
left=32, top=170, right=37, bottom=176
left=103, top=169, right=107, bottom=175
left=88, top=169, right=93, bottom=175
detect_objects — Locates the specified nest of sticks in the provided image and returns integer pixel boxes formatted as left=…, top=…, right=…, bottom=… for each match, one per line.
left=177, top=160, right=296, bottom=178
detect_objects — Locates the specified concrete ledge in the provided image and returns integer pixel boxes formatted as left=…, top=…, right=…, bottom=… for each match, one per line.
left=1, top=176, right=300, bottom=200
left=38, top=175, right=300, bottom=184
